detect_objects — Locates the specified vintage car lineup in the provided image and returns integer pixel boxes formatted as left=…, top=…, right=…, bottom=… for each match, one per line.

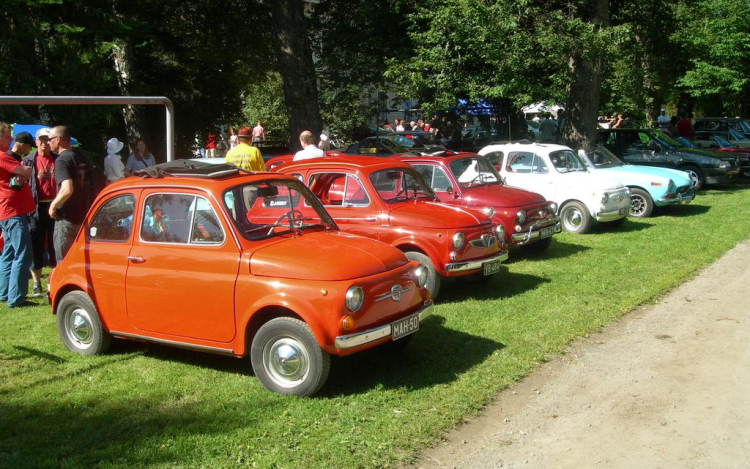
left=49, top=133, right=735, bottom=396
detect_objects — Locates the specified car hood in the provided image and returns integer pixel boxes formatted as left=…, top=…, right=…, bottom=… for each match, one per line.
left=671, top=147, right=737, bottom=162
left=388, top=201, right=489, bottom=228
left=250, top=231, right=407, bottom=280
left=599, top=165, right=692, bottom=186
left=556, top=171, right=625, bottom=190
left=458, top=184, right=547, bottom=208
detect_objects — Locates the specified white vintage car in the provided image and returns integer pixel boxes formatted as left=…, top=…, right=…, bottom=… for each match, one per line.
left=479, top=142, right=631, bottom=234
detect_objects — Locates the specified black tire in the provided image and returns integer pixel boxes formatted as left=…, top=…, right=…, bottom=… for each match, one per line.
left=251, top=317, right=330, bottom=396
left=681, top=165, right=704, bottom=190
left=628, top=188, right=654, bottom=218
left=404, top=251, right=441, bottom=299
left=56, top=291, right=112, bottom=356
left=600, top=217, right=626, bottom=228
left=524, top=236, right=552, bottom=252
left=560, top=201, right=592, bottom=234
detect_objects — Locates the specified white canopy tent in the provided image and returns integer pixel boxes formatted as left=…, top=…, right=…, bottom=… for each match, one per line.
left=522, top=102, right=563, bottom=119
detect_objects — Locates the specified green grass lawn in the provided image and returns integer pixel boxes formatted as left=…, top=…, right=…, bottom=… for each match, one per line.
left=2, top=183, right=750, bottom=468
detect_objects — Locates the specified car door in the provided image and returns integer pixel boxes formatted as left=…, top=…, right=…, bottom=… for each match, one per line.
left=308, top=171, right=379, bottom=238
left=501, top=151, right=555, bottom=201
left=618, top=132, right=664, bottom=167
left=125, top=190, right=240, bottom=343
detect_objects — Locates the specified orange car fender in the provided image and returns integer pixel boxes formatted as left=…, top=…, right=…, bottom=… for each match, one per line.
left=388, top=233, right=444, bottom=274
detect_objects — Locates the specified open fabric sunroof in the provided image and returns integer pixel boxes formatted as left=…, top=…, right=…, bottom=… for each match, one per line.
left=134, top=160, right=244, bottom=179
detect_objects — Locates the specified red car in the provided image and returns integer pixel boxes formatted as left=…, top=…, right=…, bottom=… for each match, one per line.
left=49, top=161, right=433, bottom=396
left=275, top=157, right=509, bottom=297
left=398, top=153, right=561, bottom=250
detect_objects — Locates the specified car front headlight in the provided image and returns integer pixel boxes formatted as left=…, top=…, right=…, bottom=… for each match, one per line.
left=601, top=192, right=610, bottom=204
left=482, top=207, right=495, bottom=217
left=345, top=286, right=364, bottom=313
left=452, top=232, right=465, bottom=249
left=719, top=161, right=730, bottom=169
left=414, top=265, right=428, bottom=288
left=516, top=209, right=526, bottom=224
left=495, top=225, right=505, bottom=238
left=549, top=202, right=558, bottom=214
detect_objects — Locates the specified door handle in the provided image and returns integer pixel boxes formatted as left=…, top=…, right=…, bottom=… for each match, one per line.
left=364, top=217, right=378, bottom=222
left=127, top=256, right=146, bottom=264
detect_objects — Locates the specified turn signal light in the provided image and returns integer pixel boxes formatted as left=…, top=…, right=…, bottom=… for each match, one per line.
left=341, top=315, right=355, bottom=331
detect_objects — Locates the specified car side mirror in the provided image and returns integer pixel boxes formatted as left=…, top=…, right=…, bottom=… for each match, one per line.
left=445, top=186, right=453, bottom=195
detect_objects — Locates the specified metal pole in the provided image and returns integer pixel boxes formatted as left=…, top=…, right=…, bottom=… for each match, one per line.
left=0, top=96, right=175, bottom=161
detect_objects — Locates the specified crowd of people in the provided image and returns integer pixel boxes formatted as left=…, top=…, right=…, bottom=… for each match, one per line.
left=599, top=108, right=695, bottom=139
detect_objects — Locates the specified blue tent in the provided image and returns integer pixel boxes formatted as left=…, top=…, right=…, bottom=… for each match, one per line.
left=11, top=123, right=80, bottom=147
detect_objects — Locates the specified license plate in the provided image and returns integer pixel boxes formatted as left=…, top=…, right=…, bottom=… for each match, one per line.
left=391, top=313, right=420, bottom=341
left=540, top=227, right=554, bottom=239
left=618, top=208, right=628, bottom=216
left=483, top=259, right=502, bottom=276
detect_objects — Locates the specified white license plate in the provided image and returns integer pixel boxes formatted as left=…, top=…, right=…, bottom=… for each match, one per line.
left=391, top=313, right=419, bottom=341
left=540, top=227, right=554, bottom=239
left=483, top=259, right=502, bottom=276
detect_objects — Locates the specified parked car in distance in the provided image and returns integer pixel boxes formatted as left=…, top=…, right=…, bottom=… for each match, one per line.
left=578, top=146, right=695, bottom=218
left=398, top=152, right=561, bottom=251
left=276, top=157, right=509, bottom=297
left=479, top=142, right=631, bottom=234
left=676, top=135, right=750, bottom=177
left=692, top=117, right=750, bottom=147
left=598, top=128, right=740, bottom=189
left=49, top=160, right=433, bottom=397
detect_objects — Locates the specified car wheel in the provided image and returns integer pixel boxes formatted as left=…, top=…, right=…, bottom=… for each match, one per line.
left=404, top=251, right=441, bottom=299
left=524, top=237, right=552, bottom=252
left=560, top=201, right=592, bottom=234
left=628, top=188, right=654, bottom=218
left=682, top=165, right=704, bottom=190
left=251, top=317, right=330, bottom=397
left=56, top=291, right=112, bottom=356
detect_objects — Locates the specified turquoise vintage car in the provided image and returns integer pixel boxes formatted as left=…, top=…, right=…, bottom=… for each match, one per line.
left=580, top=146, right=695, bottom=218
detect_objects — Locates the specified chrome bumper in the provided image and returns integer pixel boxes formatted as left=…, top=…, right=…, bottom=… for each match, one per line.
left=334, top=300, right=434, bottom=350
left=657, top=189, right=695, bottom=205
left=595, top=207, right=628, bottom=222
left=510, top=219, right=561, bottom=245
left=445, top=250, right=509, bottom=273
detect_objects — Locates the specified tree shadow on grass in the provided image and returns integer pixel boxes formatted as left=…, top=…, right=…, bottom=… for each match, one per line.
left=321, top=315, right=504, bottom=397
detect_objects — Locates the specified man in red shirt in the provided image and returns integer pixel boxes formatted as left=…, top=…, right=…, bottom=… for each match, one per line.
left=677, top=115, right=694, bottom=140
left=0, top=123, right=36, bottom=307
left=22, top=127, right=58, bottom=296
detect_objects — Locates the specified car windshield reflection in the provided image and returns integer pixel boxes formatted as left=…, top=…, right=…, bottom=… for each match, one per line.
left=369, top=168, right=436, bottom=203
left=449, top=156, right=501, bottom=187
left=223, top=179, right=335, bottom=241
left=591, top=146, right=626, bottom=167
left=550, top=150, right=588, bottom=173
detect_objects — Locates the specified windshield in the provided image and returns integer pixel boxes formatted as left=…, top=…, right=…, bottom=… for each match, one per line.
left=675, top=136, right=697, bottom=148
left=650, top=130, right=681, bottom=149
left=741, top=121, right=750, bottom=135
left=729, top=129, right=749, bottom=142
left=591, top=146, right=625, bottom=167
left=223, top=179, right=335, bottom=241
left=550, top=149, right=588, bottom=173
left=369, top=168, right=436, bottom=203
left=449, top=156, right=501, bottom=187
left=714, top=135, right=733, bottom=148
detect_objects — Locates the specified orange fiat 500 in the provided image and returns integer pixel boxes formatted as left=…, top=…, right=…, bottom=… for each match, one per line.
left=49, top=161, right=433, bottom=396
left=275, top=157, right=509, bottom=298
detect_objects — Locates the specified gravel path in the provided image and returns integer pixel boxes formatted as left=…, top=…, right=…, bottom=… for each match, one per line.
left=413, top=240, right=750, bottom=469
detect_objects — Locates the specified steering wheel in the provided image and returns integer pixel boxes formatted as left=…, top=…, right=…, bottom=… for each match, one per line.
left=273, top=209, right=304, bottom=227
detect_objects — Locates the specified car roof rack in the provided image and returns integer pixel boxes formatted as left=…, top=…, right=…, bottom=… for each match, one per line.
left=134, top=159, right=248, bottom=179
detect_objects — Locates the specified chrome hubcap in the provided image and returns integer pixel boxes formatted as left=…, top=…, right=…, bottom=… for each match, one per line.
left=67, top=308, right=93, bottom=347
left=630, top=195, right=646, bottom=216
left=688, top=171, right=700, bottom=188
left=265, top=337, right=309, bottom=387
left=563, top=208, right=582, bottom=230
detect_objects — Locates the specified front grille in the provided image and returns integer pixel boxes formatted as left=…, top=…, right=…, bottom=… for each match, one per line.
left=469, top=234, right=497, bottom=248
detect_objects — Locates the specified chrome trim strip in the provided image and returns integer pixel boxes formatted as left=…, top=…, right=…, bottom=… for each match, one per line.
left=657, top=189, right=695, bottom=205
left=110, top=331, right=235, bottom=356
left=444, top=250, right=509, bottom=273
left=374, top=285, right=413, bottom=302
left=334, top=300, right=434, bottom=349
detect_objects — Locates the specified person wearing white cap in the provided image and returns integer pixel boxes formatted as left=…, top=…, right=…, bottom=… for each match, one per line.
left=103, top=137, right=125, bottom=184
left=21, top=127, right=58, bottom=296
left=657, top=108, right=670, bottom=130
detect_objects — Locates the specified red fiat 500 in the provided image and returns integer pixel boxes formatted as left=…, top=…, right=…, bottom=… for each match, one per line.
left=48, top=161, right=432, bottom=396
left=399, top=153, right=561, bottom=251
left=276, top=157, right=509, bottom=297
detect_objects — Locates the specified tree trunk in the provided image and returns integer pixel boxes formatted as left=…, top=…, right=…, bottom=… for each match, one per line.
left=563, top=0, right=609, bottom=154
left=112, top=38, right=145, bottom=153
left=270, top=0, right=322, bottom=151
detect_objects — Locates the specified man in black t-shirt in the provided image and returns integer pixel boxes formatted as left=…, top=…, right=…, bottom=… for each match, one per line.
left=48, top=126, right=95, bottom=263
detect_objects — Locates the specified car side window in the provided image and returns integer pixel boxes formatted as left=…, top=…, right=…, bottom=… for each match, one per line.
left=87, top=194, right=136, bottom=242
left=412, top=164, right=452, bottom=191
left=483, top=151, right=503, bottom=167
left=190, top=197, right=225, bottom=244
left=507, top=152, right=535, bottom=173
left=310, top=173, right=370, bottom=207
left=141, top=194, right=194, bottom=244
